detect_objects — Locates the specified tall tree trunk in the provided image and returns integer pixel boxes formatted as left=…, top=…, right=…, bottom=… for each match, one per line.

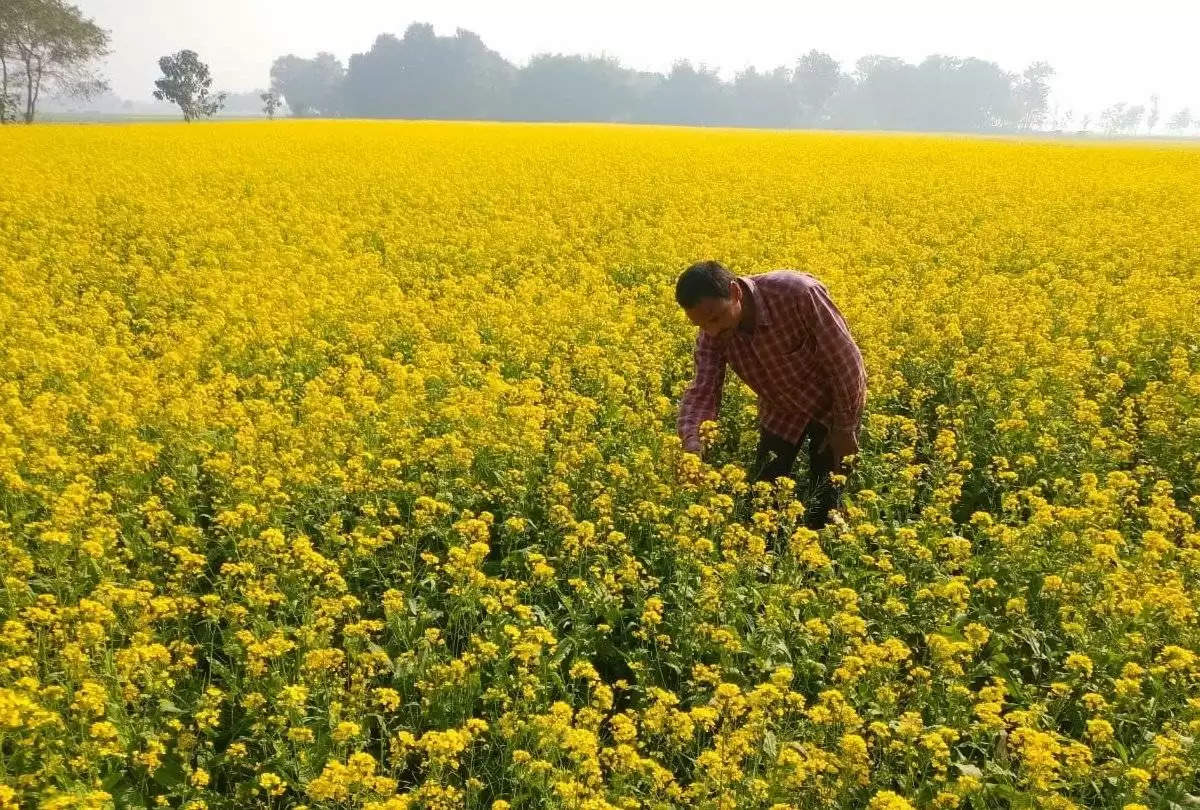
left=0, top=48, right=8, bottom=124
left=22, top=51, right=33, bottom=123
left=30, top=54, right=42, bottom=122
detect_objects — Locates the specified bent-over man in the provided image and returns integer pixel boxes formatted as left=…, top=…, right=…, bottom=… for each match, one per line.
left=675, top=260, right=867, bottom=529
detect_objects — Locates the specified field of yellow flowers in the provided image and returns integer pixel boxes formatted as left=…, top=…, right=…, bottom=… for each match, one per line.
left=1, top=121, right=1199, bottom=810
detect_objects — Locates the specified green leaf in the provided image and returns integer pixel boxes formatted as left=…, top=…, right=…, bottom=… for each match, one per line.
left=152, top=754, right=187, bottom=789
left=762, top=730, right=777, bottom=759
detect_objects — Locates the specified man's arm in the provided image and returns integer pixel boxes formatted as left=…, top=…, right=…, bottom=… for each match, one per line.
left=795, top=279, right=867, bottom=455
left=677, top=334, right=727, bottom=454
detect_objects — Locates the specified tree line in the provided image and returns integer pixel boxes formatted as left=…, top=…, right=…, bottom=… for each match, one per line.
left=0, top=3, right=1193, bottom=134
left=266, top=23, right=1061, bottom=132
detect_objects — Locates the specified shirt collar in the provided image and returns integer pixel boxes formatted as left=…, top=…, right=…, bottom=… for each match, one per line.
left=736, top=275, right=772, bottom=330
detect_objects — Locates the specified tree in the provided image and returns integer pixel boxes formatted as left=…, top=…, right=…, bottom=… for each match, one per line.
left=340, top=24, right=515, bottom=119
left=914, top=55, right=1019, bottom=131
left=448, top=27, right=517, bottom=119
left=1166, top=107, right=1192, bottom=133
left=260, top=89, right=282, bottom=119
left=1014, top=61, right=1054, bottom=130
left=269, top=52, right=343, bottom=117
left=793, top=50, right=842, bottom=126
left=512, top=54, right=633, bottom=122
left=152, top=49, right=225, bottom=121
left=1121, top=104, right=1145, bottom=134
left=825, top=53, right=1024, bottom=131
left=839, top=55, right=921, bottom=129
left=1100, top=102, right=1146, bottom=135
left=729, top=65, right=796, bottom=128
left=1099, top=103, right=1126, bottom=135
left=638, top=60, right=730, bottom=126
left=0, top=0, right=110, bottom=124
left=1146, top=93, right=1159, bottom=134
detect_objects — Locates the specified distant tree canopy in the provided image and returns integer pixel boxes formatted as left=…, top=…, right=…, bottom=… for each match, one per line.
left=271, top=23, right=1065, bottom=132
left=729, top=66, right=796, bottom=129
left=270, top=52, right=343, bottom=117
left=794, top=49, right=842, bottom=126
left=1015, top=62, right=1055, bottom=129
left=340, top=24, right=514, bottom=119
left=1099, top=103, right=1146, bottom=136
left=1167, top=108, right=1192, bottom=132
left=643, top=61, right=730, bottom=127
left=511, top=54, right=632, bottom=122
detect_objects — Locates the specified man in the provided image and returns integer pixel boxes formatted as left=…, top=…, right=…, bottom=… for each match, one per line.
left=675, top=260, right=867, bottom=529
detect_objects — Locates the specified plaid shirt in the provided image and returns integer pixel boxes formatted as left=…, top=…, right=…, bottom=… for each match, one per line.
left=678, top=270, right=867, bottom=447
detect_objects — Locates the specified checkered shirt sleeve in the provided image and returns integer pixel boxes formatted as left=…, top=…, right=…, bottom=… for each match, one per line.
left=677, top=332, right=727, bottom=449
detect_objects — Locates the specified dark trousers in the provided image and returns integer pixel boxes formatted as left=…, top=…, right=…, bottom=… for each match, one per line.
left=749, top=421, right=843, bottom=530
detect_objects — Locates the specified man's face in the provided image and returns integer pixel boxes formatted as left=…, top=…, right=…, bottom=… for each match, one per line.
left=684, top=285, right=742, bottom=340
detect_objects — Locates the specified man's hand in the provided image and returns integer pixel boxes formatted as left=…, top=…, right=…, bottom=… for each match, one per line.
left=820, top=427, right=859, bottom=473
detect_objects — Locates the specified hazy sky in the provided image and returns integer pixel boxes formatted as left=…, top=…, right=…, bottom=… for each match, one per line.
left=76, top=0, right=1197, bottom=117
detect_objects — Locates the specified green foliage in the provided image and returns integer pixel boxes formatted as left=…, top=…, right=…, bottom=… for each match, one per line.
left=153, top=49, right=225, bottom=122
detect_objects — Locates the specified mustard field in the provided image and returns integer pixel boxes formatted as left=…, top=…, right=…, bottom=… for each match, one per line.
left=1, top=121, right=1199, bottom=810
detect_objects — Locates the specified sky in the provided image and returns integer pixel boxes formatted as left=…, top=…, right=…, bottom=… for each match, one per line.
left=75, top=0, right=1198, bottom=119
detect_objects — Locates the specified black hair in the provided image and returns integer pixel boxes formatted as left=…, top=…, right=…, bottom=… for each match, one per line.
left=675, top=260, right=735, bottom=309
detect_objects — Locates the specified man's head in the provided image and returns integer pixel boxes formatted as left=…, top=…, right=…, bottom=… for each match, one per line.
left=675, top=260, right=744, bottom=339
